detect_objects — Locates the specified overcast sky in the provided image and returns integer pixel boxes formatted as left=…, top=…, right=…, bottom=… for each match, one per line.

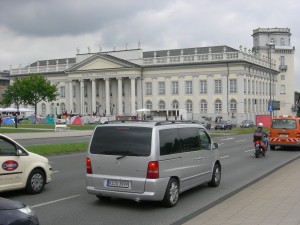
left=0, top=0, right=299, bottom=89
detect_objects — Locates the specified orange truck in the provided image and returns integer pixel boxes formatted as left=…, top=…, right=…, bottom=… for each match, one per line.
left=269, top=115, right=300, bottom=150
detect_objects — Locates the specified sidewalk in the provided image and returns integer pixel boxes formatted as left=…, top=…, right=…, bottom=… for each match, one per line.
left=183, top=157, right=300, bottom=225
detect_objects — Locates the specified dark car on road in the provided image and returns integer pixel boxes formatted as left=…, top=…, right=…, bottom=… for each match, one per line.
left=191, top=120, right=211, bottom=129
left=240, top=120, right=255, bottom=128
left=215, top=121, right=232, bottom=130
left=0, top=197, right=39, bottom=225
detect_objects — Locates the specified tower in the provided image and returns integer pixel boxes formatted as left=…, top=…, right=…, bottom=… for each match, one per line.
left=252, top=28, right=295, bottom=116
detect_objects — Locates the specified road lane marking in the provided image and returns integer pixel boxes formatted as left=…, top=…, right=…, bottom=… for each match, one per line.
left=220, top=155, right=230, bottom=159
left=245, top=149, right=254, bottom=152
left=220, top=138, right=234, bottom=141
left=218, top=143, right=224, bottom=146
left=52, top=171, right=59, bottom=174
left=235, top=140, right=247, bottom=142
left=31, top=194, right=80, bottom=208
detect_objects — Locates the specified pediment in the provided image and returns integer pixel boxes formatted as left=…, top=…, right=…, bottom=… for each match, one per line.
left=78, top=58, right=123, bottom=70
left=66, top=53, right=139, bottom=72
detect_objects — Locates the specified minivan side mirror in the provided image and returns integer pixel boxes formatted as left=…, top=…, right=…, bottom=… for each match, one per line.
left=213, top=143, right=218, bottom=149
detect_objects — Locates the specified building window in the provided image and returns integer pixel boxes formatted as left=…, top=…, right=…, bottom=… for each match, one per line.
left=172, top=81, right=178, bottom=94
left=229, top=79, right=237, bottom=93
left=73, top=103, right=76, bottom=113
left=185, top=81, right=192, bottom=94
left=280, top=38, right=285, bottom=46
left=200, top=80, right=207, bottom=94
left=256, top=81, right=258, bottom=95
left=186, top=100, right=192, bottom=112
left=280, top=85, right=285, bottom=94
left=200, top=99, right=207, bottom=113
left=244, top=99, right=247, bottom=113
left=215, top=99, right=222, bottom=113
left=146, top=82, right=152, bottom=95
left=60, top=86, right=65, bottom=98
left=280, top=56, right=285, bottom=66
left=50, top=103, right=55, bottom=115
left=248, top=80, right=250, bottom=94
left=158, top=82, right=165, bottom=95
left=281, top=75, right=285, bottom=80
left=244, top=79, right=246, bottom=94
left=252, top=80, right=255, bottom=94
left=159, top=100, right=165, bottom=109
left=230, top=99, right=237, bottom=112
left=214, top=80, right=221, bottom=94
left=122, top=102, right=125, bottom=113
left=41, top=103, right=46, bottom=116
left=73, top=86, right=76, bottom=97
left=60, top=102, right=66, bottom=114
left=146, top=100, right=152, bottom=109
left=172, top=100, right=179, bottom=109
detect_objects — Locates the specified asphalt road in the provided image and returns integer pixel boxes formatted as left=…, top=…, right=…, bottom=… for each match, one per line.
left=2, top=134, right=300, bottom=225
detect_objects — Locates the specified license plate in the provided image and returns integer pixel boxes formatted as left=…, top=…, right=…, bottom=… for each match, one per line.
left=279, top=134, right=288, bottom=137
left=106, top=179, right=130, bottom=188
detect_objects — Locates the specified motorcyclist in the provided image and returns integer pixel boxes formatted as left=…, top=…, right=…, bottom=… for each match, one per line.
left=254, top=122, right=268, bottom=150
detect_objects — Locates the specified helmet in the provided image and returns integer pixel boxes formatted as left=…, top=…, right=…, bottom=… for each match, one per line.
left=258, top=122, right=263, bottom=128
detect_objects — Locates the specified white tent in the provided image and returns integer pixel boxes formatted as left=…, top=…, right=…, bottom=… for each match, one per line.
left=2, top=107, right=18, bottom=112
left=18, top=108, right=33, bottom=112
left=136, top=108, right=150, bottom=112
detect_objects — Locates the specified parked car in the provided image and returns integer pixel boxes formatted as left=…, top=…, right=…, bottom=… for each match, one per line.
left=215, top=121, right=232, bottom=130
left=86, top=121, right=221, bottom=207
left=227, top=120, right=237, bottom=128
left=0, top=197, right=39, bottom=225
left=240, top=120, right=255, bottom=128
left=191, top=119, right=211, bottom=129
left=0, top=134, right=52, bottom=194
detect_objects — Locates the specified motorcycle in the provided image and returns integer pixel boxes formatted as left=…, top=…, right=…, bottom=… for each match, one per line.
left=253, top=133, right=267, bottom=158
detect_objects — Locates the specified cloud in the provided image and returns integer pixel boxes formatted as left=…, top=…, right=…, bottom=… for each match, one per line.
left=0, top=0, right=299, bottom=89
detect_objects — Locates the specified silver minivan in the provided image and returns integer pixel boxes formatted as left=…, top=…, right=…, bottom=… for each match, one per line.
left=86, top=121, right=221, bottom=207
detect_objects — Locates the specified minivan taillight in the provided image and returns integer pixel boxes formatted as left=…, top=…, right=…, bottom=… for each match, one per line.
left=147, top=161, right=159, bottom=179
left=86, top=157, right=93, bottom=174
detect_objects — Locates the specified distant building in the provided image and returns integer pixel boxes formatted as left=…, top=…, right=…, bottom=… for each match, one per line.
left=0, top=70, right=10, bottom=107
left=252, top=27, right=296, bottom=116
left=8, top=28, right=296, bottom=122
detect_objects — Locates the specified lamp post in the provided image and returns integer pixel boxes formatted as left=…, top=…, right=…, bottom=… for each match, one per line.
left=267, top=42, right=275, bottom=118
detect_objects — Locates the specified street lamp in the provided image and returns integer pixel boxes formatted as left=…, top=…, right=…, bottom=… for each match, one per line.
left=267, top=42, right=275, bottom=118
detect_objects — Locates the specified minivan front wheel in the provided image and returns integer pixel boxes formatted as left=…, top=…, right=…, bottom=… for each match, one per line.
left=162, top=178, right=179, bottom=207
left=208, top=164, right=221, bottom=187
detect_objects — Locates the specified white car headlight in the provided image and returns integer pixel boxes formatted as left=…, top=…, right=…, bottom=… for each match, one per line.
left=18, top=206, right=35, bottom=215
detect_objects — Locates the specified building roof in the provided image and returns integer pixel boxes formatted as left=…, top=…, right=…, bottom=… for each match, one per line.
left=29, top=57, right=76, bottom=67
left=143, top=45, right=238, bottom=58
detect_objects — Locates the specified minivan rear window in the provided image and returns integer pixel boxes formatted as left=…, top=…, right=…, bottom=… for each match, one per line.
left=272, top=119, right=297, bottom=129
left=90, top=126, right=152, bottom=156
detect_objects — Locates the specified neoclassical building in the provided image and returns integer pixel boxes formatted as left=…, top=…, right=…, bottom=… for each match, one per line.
left=9, top=28, right=295, bottom=123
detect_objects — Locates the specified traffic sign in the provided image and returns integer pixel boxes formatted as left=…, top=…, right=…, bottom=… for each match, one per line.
left=268, top=105, right=273, bottom=112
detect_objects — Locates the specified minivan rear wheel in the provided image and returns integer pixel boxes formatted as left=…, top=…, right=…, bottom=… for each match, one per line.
left=162, top=178, right=179, bottom=207
left=208, top=164, right=221, bottom=187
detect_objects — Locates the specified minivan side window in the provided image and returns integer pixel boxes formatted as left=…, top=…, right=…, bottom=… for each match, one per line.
left=178, top=128, right=200, bottom=152
left=0, top=138, right=17, bottom=156
left=198, top=129, right=211, bottom=150
left=160, top=129, right=181, bottom=155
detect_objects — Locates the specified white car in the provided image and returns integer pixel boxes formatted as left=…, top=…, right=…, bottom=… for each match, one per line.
left=0, top=134, right=52, bottom=194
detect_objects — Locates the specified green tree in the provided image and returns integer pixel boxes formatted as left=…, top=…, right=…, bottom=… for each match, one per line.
left=21, top=74, right=58, bottom=116
left=1, top=78, right=25, bottom=109
left=1, top=74, right=58, bottom=116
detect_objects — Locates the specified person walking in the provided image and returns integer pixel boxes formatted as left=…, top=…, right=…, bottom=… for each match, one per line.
left=14, top=114, right=18, bottom=128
